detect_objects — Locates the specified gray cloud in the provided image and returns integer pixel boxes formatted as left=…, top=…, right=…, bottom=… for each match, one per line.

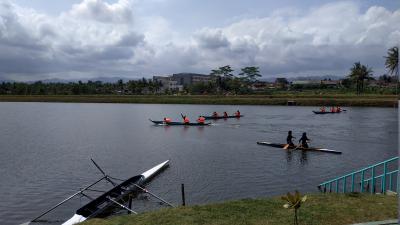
left=0, top=1, right=398, bottom=81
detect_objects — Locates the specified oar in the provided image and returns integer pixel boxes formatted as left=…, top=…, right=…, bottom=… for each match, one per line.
left=30, top=176, right=107, bottom=222
left=106, top=197, right=138, bottom=214
left=91, top=158, right=117, bottom=186
left=133, top=184, right=174, bottom=207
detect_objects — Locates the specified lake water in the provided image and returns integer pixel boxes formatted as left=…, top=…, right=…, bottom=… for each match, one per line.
left=0, top=102, right=397, bottom=225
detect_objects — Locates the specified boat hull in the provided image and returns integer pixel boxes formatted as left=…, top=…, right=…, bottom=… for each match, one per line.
left=312, top=111, right=342, bottom=114
left=150, top=119, right=211, bottom=126
left=62, top=160, right=170, bottom=225
left=202, top=115, right=243, bottom=120
left=257, top=141, right=341, bottom=154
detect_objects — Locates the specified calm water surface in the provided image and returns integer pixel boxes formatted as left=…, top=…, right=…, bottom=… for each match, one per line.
left=0, top=103, right=397, bottom=225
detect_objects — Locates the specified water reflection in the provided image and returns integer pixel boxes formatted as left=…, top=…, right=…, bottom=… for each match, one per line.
left=300, top=151, right=308, bottom=165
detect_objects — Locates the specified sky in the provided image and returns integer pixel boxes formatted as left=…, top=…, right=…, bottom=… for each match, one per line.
left=0, top=0, right=399, bottom=81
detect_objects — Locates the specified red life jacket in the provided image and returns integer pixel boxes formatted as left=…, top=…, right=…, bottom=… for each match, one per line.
left=197, top=117, right=205, bottom=124
left=184, top=117, right=190, bottom=123
left=223, top=112, right=228, bottom=117
left=165, top=118, right=172, bottom=123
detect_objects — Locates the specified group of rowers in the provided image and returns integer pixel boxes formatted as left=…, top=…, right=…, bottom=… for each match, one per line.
left=163, top=110, right=241, bottom=124
left=212, top=110, right=241, bottom=118
left=285, top=131, right=310, bottom=149
left=319, top=106, right=342, bottom=113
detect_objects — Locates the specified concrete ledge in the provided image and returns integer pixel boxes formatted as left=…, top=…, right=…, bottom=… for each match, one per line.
left=351, top=219, right=398, bottom=225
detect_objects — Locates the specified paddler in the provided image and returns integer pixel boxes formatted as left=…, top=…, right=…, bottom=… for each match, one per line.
left=234, top=110, right=241, bottom=117
left=336, top=106, right=341, bottom=112
left=163, top=117, right=172, bottom=124
left=320, top=106, right=326, bottom=112
left=212, top=111, right=219, bottom=117
left=223, top=111, right=228, bottom=117
left=284, top=130, right=295, bottom=149
left=183, top=115, right=190, bottom=124
left=197, top=116, right=205, bottom=124
left=298, top=132, right=310, bottom=148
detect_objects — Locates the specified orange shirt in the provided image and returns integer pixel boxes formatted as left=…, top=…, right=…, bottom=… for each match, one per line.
left=183, top=117, right=190, bottom=123
left=197, top=117, right=205, bottom=124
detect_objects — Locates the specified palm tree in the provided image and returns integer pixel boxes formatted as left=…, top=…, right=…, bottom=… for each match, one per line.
left=348, top=62, right=373, bottom=94
left=385, top=47, right=398, bottom=94
left=385, top=47, right=399, bottom=76
left=282, top=191, right=307, bottom=225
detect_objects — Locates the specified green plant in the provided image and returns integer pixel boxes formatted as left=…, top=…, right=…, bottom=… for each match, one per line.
left=282, top=190, right=307, bottom=225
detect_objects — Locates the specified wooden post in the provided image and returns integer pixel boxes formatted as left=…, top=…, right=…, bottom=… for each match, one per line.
left=181, top=183, right=186, bottom=206
left=128, top=194, right=133, bottom=214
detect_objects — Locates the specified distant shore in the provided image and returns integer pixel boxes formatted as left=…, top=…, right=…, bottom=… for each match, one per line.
left=0, top=94, right=397, bottom=107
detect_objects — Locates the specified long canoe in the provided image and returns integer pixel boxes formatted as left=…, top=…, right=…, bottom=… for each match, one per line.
left=312, top=111, right=343, bottom=114
left=256, top=141, right=342, bottom=154
left=202, top=115, right=243, bottom=120
left=62, top=160, right=170, bottom=225
left=149, top=119, right=211, bottom=126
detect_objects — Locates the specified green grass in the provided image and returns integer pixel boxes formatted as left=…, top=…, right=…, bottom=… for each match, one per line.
left=81, top=193, right=397, bottom=225
left=0, top=94, right=397, bottom=107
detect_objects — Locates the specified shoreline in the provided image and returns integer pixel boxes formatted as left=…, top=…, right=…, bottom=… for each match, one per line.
left=80, top=193, right=397, bottom=225
left=0, top=95, right=397, bottom=107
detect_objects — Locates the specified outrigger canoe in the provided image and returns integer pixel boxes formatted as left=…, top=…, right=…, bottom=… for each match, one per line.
left=312, top=111, right=343, bottom=114
left=202, top=115, right=243, bottom=120
left=149, top=119, right=211, bottom=126
left=62, top=160, right=170, bottom=225
left=256, top=141, right=342, bottom=154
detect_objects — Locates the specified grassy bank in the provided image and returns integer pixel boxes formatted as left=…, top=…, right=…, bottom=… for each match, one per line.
left=0, top=94, right=397, bottom=107
left=81, top=193, right=397, bottom=225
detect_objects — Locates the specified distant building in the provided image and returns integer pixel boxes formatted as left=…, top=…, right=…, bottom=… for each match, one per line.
left=153, top=76, right=183, bottom=92
left=171, top=73, right=213, bottom=86
left=153, top=73, right=214, bottom=92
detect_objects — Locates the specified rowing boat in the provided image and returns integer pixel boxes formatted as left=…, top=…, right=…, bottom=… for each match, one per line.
left=202, top=115, right=243, bottom=120
left=149, top=119, right=211, bottom=126
left=256, top=141, right=342, bottom=154
left=312, top=111, right=343, bottom=114
left=62, top=160, right=170, bottom=225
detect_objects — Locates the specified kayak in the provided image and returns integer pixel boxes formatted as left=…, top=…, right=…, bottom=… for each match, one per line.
left=149, top=119, right=211, bottom=126
left=312, top=111, right=343, bottom=114
left=202, top=115, right=243, bottom=120
left=256, top=141, right=342, bottom=154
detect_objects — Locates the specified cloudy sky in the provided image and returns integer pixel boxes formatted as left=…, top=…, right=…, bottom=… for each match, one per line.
left=0, top=0, right=399, bottom=81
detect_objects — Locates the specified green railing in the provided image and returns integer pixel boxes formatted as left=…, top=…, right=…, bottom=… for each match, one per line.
left=318, top=157, right=398, bottom=194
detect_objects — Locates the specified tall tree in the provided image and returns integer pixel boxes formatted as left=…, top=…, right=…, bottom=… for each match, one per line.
left=210, top=65, right=235, bottom=92
left=239, top=66, right=261, bottom=83
left=348, top=62, right=373, bottom=94
left=385, top=47, right=399, bottom=77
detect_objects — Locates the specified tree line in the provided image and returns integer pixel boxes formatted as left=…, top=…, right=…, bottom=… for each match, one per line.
left=0, top=47, right=397, bottom=95
left=0, top=78, right=162, bottom=95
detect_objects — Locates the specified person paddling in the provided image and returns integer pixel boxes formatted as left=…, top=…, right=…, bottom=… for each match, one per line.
left=163, top=117, right=172, bottom=124
left=223, top=111, right=228, bottom=117
left=320, top=106, right=326, bottom=112
left=183, top=115, right=190, bottom=124
left=234, top=110, right=241, bottom=117
left=298, top=132, right=310, bottom=149
left=212, top=111, right=219, bottom=117
left=197, top=116, right=205, bottom=124
left=284, top=130, right=295, bottom=149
